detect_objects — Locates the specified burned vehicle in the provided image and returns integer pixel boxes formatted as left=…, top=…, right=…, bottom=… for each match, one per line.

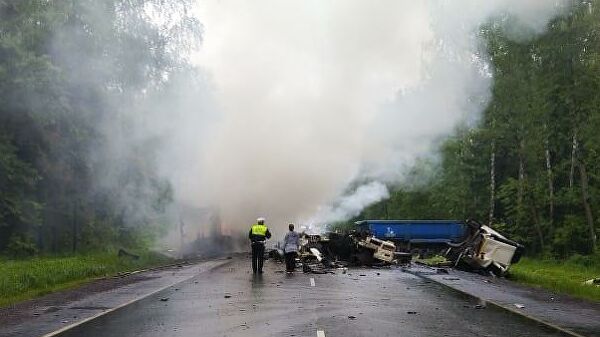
left=355, top=219, right=524, bottom=275
left=296, top=232, right=398, bottom=272
left=445, top=219, right=524, bottom=275
left=280, top=219, right=522, bottom=275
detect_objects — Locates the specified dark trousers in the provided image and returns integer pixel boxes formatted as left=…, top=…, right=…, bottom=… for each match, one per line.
left=251, top=242, right=265, bottom=273
left=285, top=252, right=297, bottom=272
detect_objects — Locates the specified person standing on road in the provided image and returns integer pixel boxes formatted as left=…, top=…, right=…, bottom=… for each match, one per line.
left=283, top=223, right=300, bottom=273
left=249, top=217, right=271, bottom=274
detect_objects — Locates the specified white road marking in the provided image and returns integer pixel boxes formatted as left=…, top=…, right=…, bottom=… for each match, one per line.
left=41, top=260, right=228, bottom=337
left=317, top=330, right=326, bottom=337
left=310, top=277, right=316, bottom=287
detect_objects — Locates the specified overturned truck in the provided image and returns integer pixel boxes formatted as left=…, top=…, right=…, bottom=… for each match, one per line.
left=284, top=219, right=523, bottom=275
left=355, top=219, right=524, bottom=275
left=445, top=219, right=524, bottom=275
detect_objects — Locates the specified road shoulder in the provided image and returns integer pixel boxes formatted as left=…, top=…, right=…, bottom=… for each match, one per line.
left=407, top=265, right=600, bottom=337
left=0, top=259, right=230, bottom=337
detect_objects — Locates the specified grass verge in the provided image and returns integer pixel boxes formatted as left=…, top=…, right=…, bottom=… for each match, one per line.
left=509, top=256, right=600, bottom=302
left=0, top=251, right=173, bottom=308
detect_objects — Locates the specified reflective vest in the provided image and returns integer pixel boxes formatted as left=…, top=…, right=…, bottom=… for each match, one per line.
left=251, top=224, right=268, bottom=237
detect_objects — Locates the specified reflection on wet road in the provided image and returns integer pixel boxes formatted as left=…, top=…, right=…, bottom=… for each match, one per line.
left=55, top=257, right=569, bottom=337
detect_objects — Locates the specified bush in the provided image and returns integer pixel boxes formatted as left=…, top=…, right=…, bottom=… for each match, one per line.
left=5, top=234, right=38, bottom=258
left=566, top=253, right=600, bottom=268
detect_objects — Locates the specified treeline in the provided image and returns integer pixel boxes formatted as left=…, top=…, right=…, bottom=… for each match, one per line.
left=0, top=1, right=200, bottom=256
left=356, top=1, right=600, bottom=257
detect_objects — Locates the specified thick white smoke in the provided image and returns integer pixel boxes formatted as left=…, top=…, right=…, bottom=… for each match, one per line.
left=170, top=0, right=567, bottom=234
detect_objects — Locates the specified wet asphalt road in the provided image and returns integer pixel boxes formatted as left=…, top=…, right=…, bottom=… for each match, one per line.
left=54, top=256, right=569, bottom=337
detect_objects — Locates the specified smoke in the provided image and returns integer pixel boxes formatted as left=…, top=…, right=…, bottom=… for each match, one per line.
left=177, top=0, right=567, bottom=234
left=307, top=182, right=390, bottom=229
left=46, top=0, right=568, bottom=243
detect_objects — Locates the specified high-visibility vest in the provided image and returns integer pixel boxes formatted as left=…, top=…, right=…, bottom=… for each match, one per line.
left=251, top=224, right=268, bottom=237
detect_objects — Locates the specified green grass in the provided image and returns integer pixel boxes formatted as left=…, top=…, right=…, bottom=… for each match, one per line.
left=415, top=254, right=451, bottom=266
left=509, top=256, right=600, bottom=302
left=0, top=251, right=173, bottom=307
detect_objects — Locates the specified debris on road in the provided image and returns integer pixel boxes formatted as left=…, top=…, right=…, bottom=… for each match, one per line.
left=296, top=232, right=401, bottom=273
left=268, top=218, right=523, bottom=277
left=160, top=297, right=169, bottom=302
left=266, top=231, right=401, bottom=274
left=514, top=304, right=525, bottom=309
left=355, top=219, right=524, bottom=276
left=268, top=248, right=285, bottom=261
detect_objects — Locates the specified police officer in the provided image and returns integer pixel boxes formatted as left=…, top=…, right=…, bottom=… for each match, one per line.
left=249, top=217, right=272, bottom=273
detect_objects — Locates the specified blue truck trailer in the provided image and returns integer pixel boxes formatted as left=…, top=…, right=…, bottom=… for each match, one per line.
left=353, top=219, right=523, bottom=274
left=355, top=220, right=467, bottom=246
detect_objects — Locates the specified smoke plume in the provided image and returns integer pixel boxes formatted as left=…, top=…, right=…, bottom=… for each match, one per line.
left=175, top=0, right=567, bottom=235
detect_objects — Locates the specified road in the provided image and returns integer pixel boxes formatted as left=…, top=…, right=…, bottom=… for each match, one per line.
left=52, top=256, right=568, bottom=337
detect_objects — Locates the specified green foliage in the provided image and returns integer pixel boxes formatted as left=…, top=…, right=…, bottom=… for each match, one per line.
left=0, top=135, right=41, bottom=230
left=0, top=251, right=173, bottom=307
left=509, top=257, right=600, bottom=302
left=356, top=0, right=600, bottom=258
left=0, top=0, right=200, bottom=254
left=5, top=233, right=38, bottom=258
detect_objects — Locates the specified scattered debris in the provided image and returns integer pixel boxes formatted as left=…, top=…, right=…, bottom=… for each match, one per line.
left=160, top=297, right=169, bottom=302
left=514, top=304, right=525, bottom=309
left=407, top=311, right=418, bottom=315
left=293, top=231, right=402, bottom=274
left=267, top=218, right=522, bottom=278
left=224, top=295, right=232, bottom=298
left=583, top=278, right=600, bottom=286
left=348, top=315, right=356, bottom=320
left=268, top=249, right=285, bottom=261
left=395, top=252, right=412, bottom=264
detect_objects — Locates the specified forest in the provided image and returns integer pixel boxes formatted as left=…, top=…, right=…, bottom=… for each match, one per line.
left=0, top=0, right=200, bottom=256
left=356, top=1, right=600, bottom=258
left=2, top=1, right=600, bottom=259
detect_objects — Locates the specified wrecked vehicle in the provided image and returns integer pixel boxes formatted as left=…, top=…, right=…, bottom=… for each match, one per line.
left=355, top=220, right=465, bottom=256
left=355, top=219, right=524, bottom=275
left=356, top=236, right=396, bottom=263
left=299, top=231, right=398, bottom=272
left=445, top=219, right=524, bottom=275
left=277, top=218, right=522, bottom=275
